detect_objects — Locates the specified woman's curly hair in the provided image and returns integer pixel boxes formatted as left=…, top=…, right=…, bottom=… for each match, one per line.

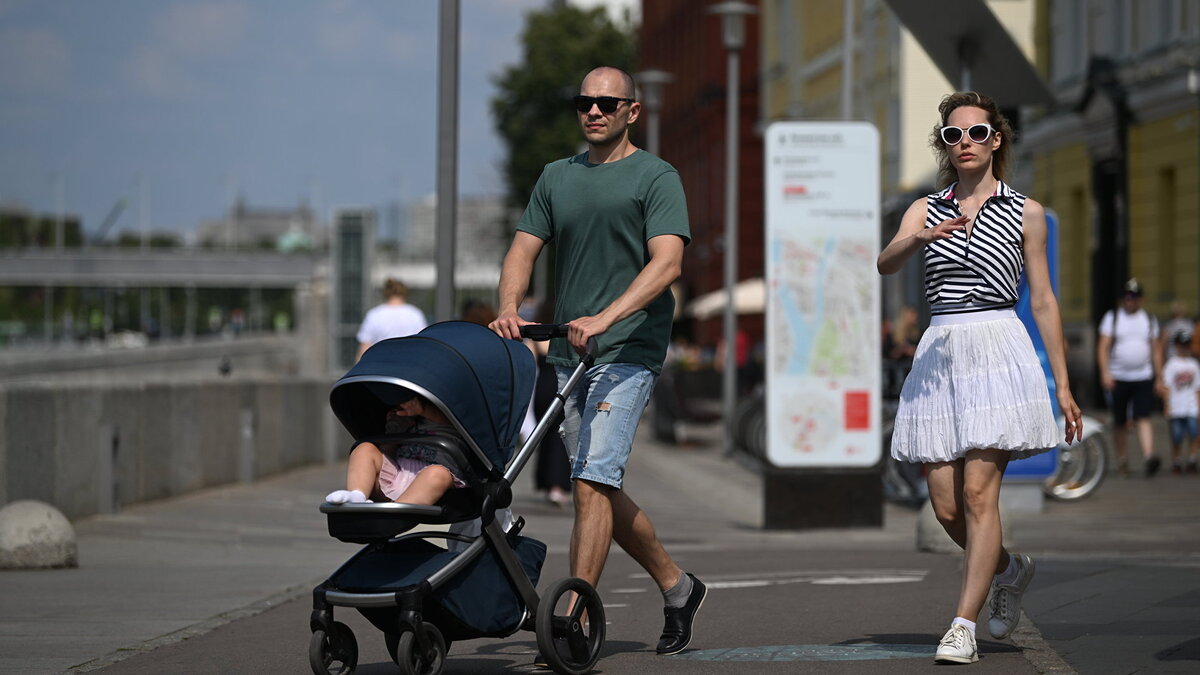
left=930, top=91, right=1016, bottom=188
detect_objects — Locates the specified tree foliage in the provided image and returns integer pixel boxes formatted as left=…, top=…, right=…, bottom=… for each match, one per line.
left=491, top=0, right=636, bottom=210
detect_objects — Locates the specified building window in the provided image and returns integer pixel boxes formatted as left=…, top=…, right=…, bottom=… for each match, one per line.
left=1051, top=0, right=1089, bottom=83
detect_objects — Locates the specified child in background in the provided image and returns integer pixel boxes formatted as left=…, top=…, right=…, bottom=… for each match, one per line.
left=326, top=392, right=471, bottom=504
left=1162, top=332, right=1200, bottom=474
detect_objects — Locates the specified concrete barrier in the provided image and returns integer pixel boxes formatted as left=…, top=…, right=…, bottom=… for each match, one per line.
left=0, top=500, right=77, bottom=568
left=0, top=377, right=341, bottom=521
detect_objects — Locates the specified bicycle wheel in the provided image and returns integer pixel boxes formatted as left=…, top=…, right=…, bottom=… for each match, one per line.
left=1044, top=432, right=1108, bottom=500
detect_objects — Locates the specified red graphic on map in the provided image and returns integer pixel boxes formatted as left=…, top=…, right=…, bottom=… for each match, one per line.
left=844, top=391, right=869, bottom=430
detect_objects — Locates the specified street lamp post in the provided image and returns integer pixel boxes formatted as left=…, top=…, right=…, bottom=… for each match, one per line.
left=709, top=1, right=756, bottom=455
left=634, top=69, right=674, bottom=157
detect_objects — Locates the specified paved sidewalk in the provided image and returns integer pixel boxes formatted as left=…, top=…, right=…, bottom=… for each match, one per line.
left=1, top=407, right=1198, bottom=674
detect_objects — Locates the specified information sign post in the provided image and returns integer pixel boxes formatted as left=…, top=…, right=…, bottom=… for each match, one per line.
left=763, top=122, right=883, bottom=528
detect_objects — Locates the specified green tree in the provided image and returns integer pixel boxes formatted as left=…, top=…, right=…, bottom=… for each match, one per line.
left=491, top=0, right=636, bottom=210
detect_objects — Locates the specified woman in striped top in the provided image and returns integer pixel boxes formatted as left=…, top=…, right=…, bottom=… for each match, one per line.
left=877, top=92, right=1083, bottom=665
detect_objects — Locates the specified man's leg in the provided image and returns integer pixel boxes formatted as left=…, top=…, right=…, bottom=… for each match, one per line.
left=568, top=478, right=615, bottom=587
left=1111, top=381, right=1132, bottom=474
left=610, top=488, right=682, bottom=591
left=1132, top=380, right=1160, bottom=476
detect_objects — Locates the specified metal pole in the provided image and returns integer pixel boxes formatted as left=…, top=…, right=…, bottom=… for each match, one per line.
left=722, top=47, right=740, bottom=455
left=648, top=107, right=661, bottom=157
left=54, top=173, right=64, bottom=250
left=435, top=0, right=460, bottom=322
left=841, top=0, right=854, bottom=119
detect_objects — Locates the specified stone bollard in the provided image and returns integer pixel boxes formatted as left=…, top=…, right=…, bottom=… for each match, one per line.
left=0, top=500, right=78, bottom=569
left=916, top=499, right=1013, bottom=553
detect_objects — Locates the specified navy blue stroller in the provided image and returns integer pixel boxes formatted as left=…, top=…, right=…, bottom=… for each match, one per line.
left=310, top=321, right=603, bottom=675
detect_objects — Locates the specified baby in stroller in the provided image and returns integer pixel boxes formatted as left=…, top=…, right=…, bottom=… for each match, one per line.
left=325, top=391, right=471, bottom=506
left=310, top=321, right=606, bottom=675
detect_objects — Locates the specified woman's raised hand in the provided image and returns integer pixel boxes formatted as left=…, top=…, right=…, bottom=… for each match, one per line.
left=918, top=215, right=968, bottom=243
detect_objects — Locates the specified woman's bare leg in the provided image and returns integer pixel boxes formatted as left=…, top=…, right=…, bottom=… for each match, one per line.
left=955, top=448, right=1010, bottom=621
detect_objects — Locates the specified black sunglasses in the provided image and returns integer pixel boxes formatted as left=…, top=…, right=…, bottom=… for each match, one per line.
left=939, top=123, right=995, bottom=145
left=574, top=95, right=635, bottom=114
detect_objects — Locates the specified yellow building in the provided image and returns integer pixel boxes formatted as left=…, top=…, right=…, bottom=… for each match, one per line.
left=759, top=0, right=1041, bottom=319
left=1025, top=1, right=1200, bottom=398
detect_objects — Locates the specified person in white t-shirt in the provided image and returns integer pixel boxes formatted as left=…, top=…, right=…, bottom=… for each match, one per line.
left=1097, top=278, right=1164, bottom=477
left=1162, top=332, right=1200, bottom=474
left=355, top=278, right=428, bottom=361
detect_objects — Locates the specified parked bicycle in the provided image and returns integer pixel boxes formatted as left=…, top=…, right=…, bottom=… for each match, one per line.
left=732, top=387, right=1108, bottom=504
left=1042, top=413, right=1108, bottom=500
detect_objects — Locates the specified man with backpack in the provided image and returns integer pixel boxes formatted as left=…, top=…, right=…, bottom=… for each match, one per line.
left=1097, top=278, right=1164, bottom=477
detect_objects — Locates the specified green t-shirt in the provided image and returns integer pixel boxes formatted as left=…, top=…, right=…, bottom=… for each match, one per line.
left=517, top=149, right=691, bottom=373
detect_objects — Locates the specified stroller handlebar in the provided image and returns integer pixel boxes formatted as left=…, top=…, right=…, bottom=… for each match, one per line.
left=519, top=323, right=568, bottom=341
left=518, top=323, right=597, bottom=365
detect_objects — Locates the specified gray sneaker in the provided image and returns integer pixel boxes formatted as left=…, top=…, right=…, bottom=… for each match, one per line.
left=988, top=553, right=1035, bottom=639
left=934, top=623, right=978, bottom=664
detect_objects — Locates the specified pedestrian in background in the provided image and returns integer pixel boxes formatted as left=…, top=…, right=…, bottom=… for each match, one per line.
left=489, top=66, right=705, bottom=660
left=529, top=297, right=572, bottom=507
left=1162, top=332, right=1200, bottom=474
left=1163, top=299, right=1199, bottom=360
left=355, top=278, right=428, bottom=362
left=1097, top=278, right=1163, bottom=477
left=877, top=91, right=1082, bottom=665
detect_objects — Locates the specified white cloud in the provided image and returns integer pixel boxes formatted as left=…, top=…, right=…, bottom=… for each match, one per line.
left=314, top=6, right=427, bottom=65
left=149, top=1, right=249, bottom=58
left=121, top=1, right=249, bottom=97
left=123, top=47, right=199, bottom=97
left=0, top=25, right=71, bottom=92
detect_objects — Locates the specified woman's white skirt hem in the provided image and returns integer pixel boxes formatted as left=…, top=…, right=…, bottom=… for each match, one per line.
left=890, top=312, right=1059, bottom=464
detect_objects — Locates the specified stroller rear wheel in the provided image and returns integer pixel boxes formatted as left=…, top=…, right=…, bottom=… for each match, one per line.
left=308, top=621, right=357, bottom=675
left=536, top=577, right=605, bottom=675
left=387, top=622, right=446, bottom=675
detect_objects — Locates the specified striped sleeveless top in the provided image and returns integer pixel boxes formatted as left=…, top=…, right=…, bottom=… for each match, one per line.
left=923, top=181, right=1027, bottom=316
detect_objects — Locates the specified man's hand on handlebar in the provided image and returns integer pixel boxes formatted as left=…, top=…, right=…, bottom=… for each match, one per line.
left=566, top=314, right=609, bottom=356
left=488, top=310, right=529, bottom=340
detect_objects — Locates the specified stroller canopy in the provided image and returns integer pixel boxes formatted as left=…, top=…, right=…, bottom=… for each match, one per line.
left=330, top=321, right=536, bottom=471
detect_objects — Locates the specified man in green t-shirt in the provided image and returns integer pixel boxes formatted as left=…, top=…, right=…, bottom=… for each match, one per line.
left=489, top=66, right=704, bottom=658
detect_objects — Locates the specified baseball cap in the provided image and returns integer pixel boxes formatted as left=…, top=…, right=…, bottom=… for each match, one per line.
left=1123, top=278, right=1143, bottom=297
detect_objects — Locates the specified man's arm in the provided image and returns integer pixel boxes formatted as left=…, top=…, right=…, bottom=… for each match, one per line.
left=489, top=231, right=545, bottom=340
left=565, top=233, right=685, bottom=353
left=1152, top=320, right=1166, bottom=396
left=1097, top=331, right=1113, bottom=391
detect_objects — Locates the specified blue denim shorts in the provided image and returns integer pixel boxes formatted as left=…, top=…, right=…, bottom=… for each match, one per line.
left=1170, top=416, right=1198, bottom=445
left=555, top=363, right=657, bottom=489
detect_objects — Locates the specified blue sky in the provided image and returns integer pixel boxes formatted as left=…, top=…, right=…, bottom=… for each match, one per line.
left=0, top=0, right=630, bottom=238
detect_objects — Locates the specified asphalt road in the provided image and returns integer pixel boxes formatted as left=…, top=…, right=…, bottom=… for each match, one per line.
left=5, top=414, right=1198, bottom=674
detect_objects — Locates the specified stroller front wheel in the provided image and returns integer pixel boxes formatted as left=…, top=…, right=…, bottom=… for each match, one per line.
left=308, top=621, right=358, bottom=675
left=536, top=577, right=605, bottom=675
left=389, top=622, right=446, bottom=675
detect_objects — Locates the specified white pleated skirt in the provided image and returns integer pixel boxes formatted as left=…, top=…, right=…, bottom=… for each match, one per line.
left=891, top=308, right=1058, bottom=463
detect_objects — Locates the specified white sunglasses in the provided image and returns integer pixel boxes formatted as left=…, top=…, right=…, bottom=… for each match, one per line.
left=939, top=123, right=995, bottom=145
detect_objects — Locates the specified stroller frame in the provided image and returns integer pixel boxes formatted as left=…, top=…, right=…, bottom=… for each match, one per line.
left=309, top=323, right=603, bottom=675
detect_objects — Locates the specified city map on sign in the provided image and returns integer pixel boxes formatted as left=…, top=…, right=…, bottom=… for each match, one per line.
left=765, top=121, right=880, bottom=468
left=770, top=234, right=876, bottom=456
left=770, top=235, right=875, bottom=378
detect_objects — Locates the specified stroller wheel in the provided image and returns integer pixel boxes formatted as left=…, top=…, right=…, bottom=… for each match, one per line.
left=536, top=577, right=605, bottom=675
left=389, top=622, right=446, bottom=675
left=308, top=621, right=358, bottom=675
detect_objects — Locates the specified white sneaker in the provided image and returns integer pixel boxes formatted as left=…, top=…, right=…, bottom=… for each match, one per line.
left=934, top=624, right=978, bottom=664
left=988, top=553, right=1035, bottom=639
